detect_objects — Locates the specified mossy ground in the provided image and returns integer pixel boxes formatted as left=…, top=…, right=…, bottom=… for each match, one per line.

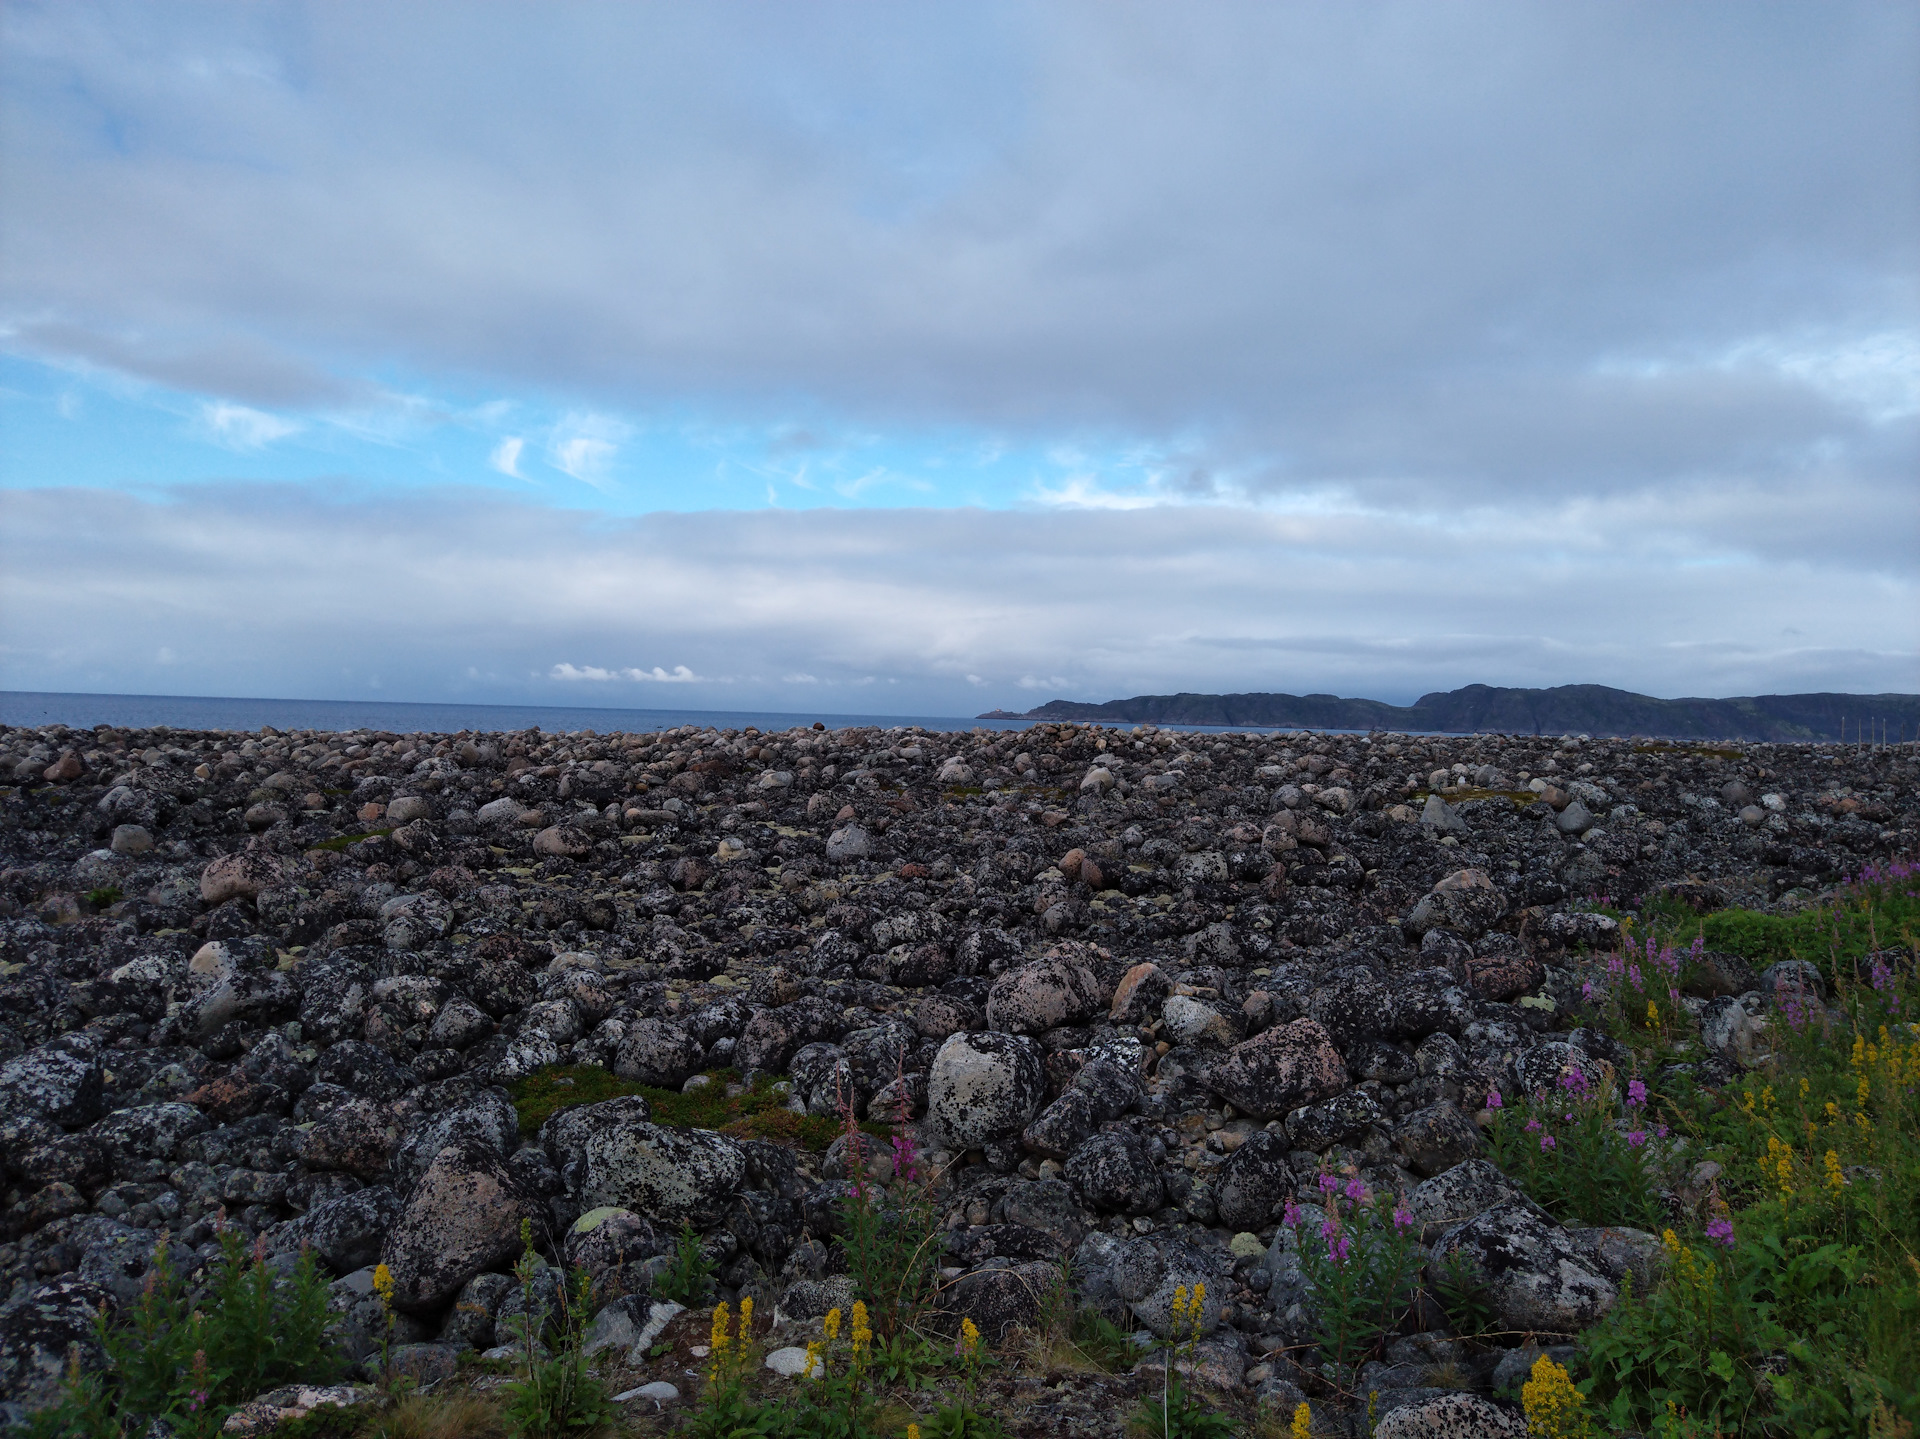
left=507, top=1065, right=887, bottom=1151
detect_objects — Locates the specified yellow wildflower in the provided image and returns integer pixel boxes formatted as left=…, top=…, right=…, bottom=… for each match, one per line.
left=739, top=1297, right=753, bottom=1342
left=1171, top=1284, right=1189, bottom=1325
left=711, top=1301, right=732, bottom=1359
left=1858, top=1076, right=1872, bottom=1110
left=1852, top=1035, right=1867, bottom=1067
left=1825, top=1150, right=1845, bottom=1192
left=908, top=1426, right=921, bottom=1439
left=1522, top=1352, right=1591, bottom=1439
left=823, top=1307, right=841, bottom=1341
left=1189, top=1282, right=1207, bottom=1337
left=960, top=1317, right=982, bottom=1356
left=371, top=1263, right=394, bottom=1312
left=1647, top=1000, right=1659, bottom=1027
left=803, top=1340, right=824, bottom=1378
left=851, top=1300, right=872, bottom=1357
left=1290, top=1400, right=1312, bottom=1439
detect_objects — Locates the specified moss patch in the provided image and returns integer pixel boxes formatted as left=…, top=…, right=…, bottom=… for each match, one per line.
left=505, top=1064, right=883, bottom=1152
left=306, top=827, right=393, bottom=854
left=1643, top=871, right=1920, bottom=981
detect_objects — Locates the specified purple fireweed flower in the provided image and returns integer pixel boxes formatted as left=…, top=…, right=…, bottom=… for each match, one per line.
left=1524, top=1117, right=1542, bottom=1133
left=1627, top=1079, right=1648, bottom=1108
left=1392, top=1206, right=1415, bottom=1234
left=1629, top=964, right=1644, bottom=990
left=1486, top=1089, right=1504, bottom=1110
left=1282, top=1200, right=1301, bottom=1228
left=1320, top=1217, right=1341, bottom=1244
left=1606, top=955, right=1624, bottom=977
left=1318, top=1172, right=1341, bottom=1197
left=1655, top=1125, right=1670, bottom=1139
left=1706, top=1217, right=1735, bottom=1248
left=891, top=1133, right=919, bottom=1182
left=1539, top=1134, right=1557, bottom=1152
left=1581, top=980, right=1597, bottom=1001
left=1330, top=1235, right=1353, bottom=1265
left=1560, top=1068, right=1590, bottom=1095
left=1625, top=1129, right=1648, bottom=1147
left=1344, top=1176, right=1367, bottom=1204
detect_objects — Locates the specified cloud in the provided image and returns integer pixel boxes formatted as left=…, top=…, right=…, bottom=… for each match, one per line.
left=200, top=402, right=300, bottom=449
left=550, top=661, right=702, bottom=683
left=490, top=436, right=525, bottom=478
left=2, top=484, right=1909, bottom=714
left=0, top=2, right=1907, bottom=523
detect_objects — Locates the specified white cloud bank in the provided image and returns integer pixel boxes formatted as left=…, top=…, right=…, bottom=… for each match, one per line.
left=2, top=483, right=1911, bottom=713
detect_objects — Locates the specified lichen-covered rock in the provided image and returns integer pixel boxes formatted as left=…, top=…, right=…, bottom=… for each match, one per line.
left=200, top=849, right=288, bottom=905
left=1373, top=1393, right=1528, bottom=1439
left=1064, top=1130, right=1162, bottom=1214
left=927, top=1030, right=1047, bottom=1149
left=381, top=1137, right=544, bottom=1313
left=576, top=1119, right=747, bottom=1227
left=1285, top=1089, right=1382, bottom=1152
left=1212, top=1129, right=1294, bottom=1231
left=389, top=1089, right=519, bottom=1198
left=0, top=1276, right=113, bottom=1407
left=985, top=952, right=1108, bottom=1034
left=1207, top=1019, right=1347, bottom=1120
left=0, top=1045, right=104, bottom=1129
left=1403, top=869, right=1508, bottom=941
left=612, top=1018, right=705, bottom=1088
left=1021, top=1089, right=1096, bottom=1159
left=1428, top=1201, right=1617, bottom=1335
left=1404, top=1159, right=1543, bottom=1229
left=1392, top=1101, right=1484, bottom=1178
left=944, top=1259, right=1057, bottom=1341
left=269, top=1186, right=403, bottom=1275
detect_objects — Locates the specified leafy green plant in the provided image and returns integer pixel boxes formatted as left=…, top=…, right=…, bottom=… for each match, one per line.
left=830, top=1096, right=944, bottom=1343
left=85, top=885, right=122, bottom=908
left=1429, top=1249, right=1496, bottom=1342
left=923, top=1317, right=1005, bottom=1439
left=865, top=1330, right=944, bottom=1394
left=1066, top=1306, right=1144, bottom=1373
left=15, top=1226, right=342, bottom=1438
left=1128, top=1286, right=1236, bottom=1439
left=1575, top=869, right=1920, bottom=1437
left=1485, top=1067, right=1667, bottom=1230
left=498, top=1222, right=613, bottom=1439
left=1282, top=1175, right=1424, bottom=1378
left=786, top=1301, right=890, bottom=1439
left=652, top=1220, right=717, bottom=1306
left=682, top=1298, right=780, bottom=1439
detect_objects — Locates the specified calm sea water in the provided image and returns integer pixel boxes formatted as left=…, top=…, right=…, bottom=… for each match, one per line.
left=0, top=690, right=1295, bottom=738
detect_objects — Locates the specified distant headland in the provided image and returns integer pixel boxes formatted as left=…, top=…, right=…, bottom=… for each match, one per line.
left=982, top=682, right=1920, bottom=742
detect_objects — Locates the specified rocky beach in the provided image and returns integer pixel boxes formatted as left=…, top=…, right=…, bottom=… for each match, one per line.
left=0, top=717, right=1913, bottom=1435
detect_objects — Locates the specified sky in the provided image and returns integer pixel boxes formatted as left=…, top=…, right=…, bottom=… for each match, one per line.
left=2, top=1, right=1916, bottom=715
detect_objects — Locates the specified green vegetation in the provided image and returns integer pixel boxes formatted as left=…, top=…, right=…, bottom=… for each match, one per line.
left=308, top=827, right=394, bottom=854
left=15, top=1226, right=342, bottom=1438
left=651, top=1221, right=717, bottom=1307
left=1569, top=862, right=1920, bottom=1437
left=1640, top=868, right=1920, bottom=982
left=84, top=885, right=122, bottom=908
left=507, top=1065, right=878, bottom=1151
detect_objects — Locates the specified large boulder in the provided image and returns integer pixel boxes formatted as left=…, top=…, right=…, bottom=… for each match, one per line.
left=1064, top=1131, right=1163, bottom=1215
left=1374, top=1393, right=1528, bottom=1439
left=200, top=849, right=288, bottom=906
left=381, top=1138, right=544, bottom=1314
left=612, top=1019, right=705, bottom=1088
left=389, top=1089, right=519, bottom=1198
left=1206, top=1019, right=1347, bottom=1120
left=986, top=952, right=1108, bottom=1035
left=0, top=1276, right=113, bottom=1408
left=269, top=1187, right=404, bottom=1274
left=927, top=1031, right=1047, bottom=1150
left=945, top=1260, right=1058, bottom=1341
left=576, top=1120, right=747, bottom=1228
left=0, top=1045, right=105, bottom=1129
left=1212, top=1130, right=1294, bottom=1231
left=1428, top=1202, right=1617, bottom=1335
left=1403, top=870, right=1508, bottom=942
left=1405, top=1159, right=1543, bottom=1230
left=1392, top=1102, right=1484, bottom=1178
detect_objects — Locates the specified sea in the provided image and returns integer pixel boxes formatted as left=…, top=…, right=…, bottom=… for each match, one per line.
left=0, top=690, right=1288, bottom=738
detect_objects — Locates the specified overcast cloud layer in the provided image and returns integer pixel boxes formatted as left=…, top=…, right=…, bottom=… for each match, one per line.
left=2, top=1, right=1916, bottom=711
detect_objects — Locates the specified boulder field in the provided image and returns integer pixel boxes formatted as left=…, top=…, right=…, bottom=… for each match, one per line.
left=0, top=718, right=1913, bottom=1423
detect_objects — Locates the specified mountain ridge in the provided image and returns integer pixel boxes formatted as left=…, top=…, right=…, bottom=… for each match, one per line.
left=982, top=682, right=1920, bottom=742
